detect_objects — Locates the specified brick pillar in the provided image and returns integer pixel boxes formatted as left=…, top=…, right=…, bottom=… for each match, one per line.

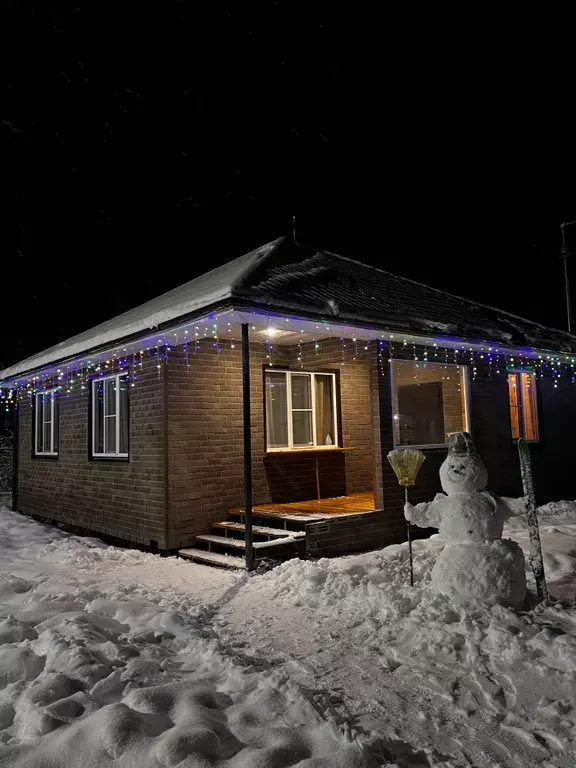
left=368, top=343, right=404, bottom=525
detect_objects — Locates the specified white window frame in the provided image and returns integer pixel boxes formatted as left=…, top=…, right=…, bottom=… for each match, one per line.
left=265, top=370, right=339, bottom=452
left=92, top=373, right=129, bottom=458
left=390, top=360, right=471, bottom=449
left=35, top=388, right=58, bottom=456
left=507, top=370, right=539, bottom=443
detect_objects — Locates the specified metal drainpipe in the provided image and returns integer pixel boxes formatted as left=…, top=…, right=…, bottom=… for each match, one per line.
left=12, top=407, right=19, bottom=512
left=241, top=324, right=254, bottom=570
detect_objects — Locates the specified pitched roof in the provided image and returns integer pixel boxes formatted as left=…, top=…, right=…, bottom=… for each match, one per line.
left=1, top=236, right=575, bottom=382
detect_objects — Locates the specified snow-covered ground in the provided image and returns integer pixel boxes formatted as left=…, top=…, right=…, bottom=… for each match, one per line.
left=0, top=502, right=575, bottom=767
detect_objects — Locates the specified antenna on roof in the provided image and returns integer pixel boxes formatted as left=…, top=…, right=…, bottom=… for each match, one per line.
left=292, top=214, right=296, bottom=242
left=560, top=220, right=576, bottom=333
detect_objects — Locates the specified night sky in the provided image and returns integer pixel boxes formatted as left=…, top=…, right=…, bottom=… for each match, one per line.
left=2, top=6, right=575, bottom=370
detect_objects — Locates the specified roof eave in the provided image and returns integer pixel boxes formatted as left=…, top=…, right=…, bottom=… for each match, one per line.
left=0, top=300, right=238, bottom=386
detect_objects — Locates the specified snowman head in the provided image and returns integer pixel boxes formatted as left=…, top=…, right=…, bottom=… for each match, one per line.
left=439, top=432, right=487, bottom=495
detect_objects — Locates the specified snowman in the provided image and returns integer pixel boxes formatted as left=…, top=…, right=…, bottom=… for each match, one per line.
left=404, top=432, right=526, bottom=607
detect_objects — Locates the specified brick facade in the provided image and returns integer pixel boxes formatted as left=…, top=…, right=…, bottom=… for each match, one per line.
left=14, top=334, right=576, bottom=554
left=17, top=354, right=166, bottom=547
left=165, top=340, right=269, bottom=548
left=165, top=337, right=374, bottom=549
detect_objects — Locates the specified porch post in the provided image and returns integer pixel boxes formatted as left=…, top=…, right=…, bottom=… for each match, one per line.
left=241, top=323, right=255, bottom=571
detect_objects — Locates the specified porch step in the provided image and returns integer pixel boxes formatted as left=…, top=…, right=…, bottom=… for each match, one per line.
left=212, top=521, right=306, bottom=539
left=195, top=534, right=303, bottom=551
left=178, top=548, right=245, bottom=569
left=229, top=508, right=327, bottom=524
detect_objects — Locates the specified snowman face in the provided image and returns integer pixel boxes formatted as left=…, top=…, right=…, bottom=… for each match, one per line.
left=440, top=454, right=488, bottom=495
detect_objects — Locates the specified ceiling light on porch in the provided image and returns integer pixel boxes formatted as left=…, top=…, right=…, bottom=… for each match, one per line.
left=265, top=328, right=280, bottom=337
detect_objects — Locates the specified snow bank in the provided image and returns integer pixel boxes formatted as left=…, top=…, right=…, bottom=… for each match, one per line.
left=215, top=505, right=576, bottom=767
left=1, top=501, right=576, bottom=766
left=537, top=499, right=576, bottom=522
left=0, top=508, right=365, bottom=767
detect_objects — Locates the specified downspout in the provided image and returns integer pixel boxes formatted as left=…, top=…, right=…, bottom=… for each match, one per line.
left=163, top=356, right=169, bottom=550
left=12, top=407, right=19, bottom=512
left=241, top=323, right=254, bottom=570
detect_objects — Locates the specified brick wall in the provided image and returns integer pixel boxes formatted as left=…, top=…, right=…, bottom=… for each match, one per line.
left=307, top=512, right=407, bottom=556
left=165, top=340, right=270, bottom=548
left=17, top=354, right=166, bottom=547
left=165, top=336, right=374, bottom=549
left=372, top=347, right=524, bottom=513
left=308, top=345, right=576, bottom=557
left=468, top=367, right=522, bottom=498
left=286, top=339, right=373, bottom=495
left=16, top=334, right=576, bottom=556
left=529, top=376, right=576, bottom=503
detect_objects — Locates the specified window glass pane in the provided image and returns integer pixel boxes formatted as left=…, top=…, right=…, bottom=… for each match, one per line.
left=36, top=396, right=44, bottom=453
left=292, top=410, right=313, bottom=446
left=105, top=416, right=116, bottom=453
left=43, top=417, right=51, bottom=453
left=507, top=374, right=521, bottom=440
left=53, top=395, right=59, bottom=454
left=265, top=372, right=288, bottom=448
left=105, top=379, right=117, bottom=416
left=43, top=392, right=54, bottom=453
left=119, top=376, right=129, bottom=453
left=392, top=362, right=468, bottom=446
left=291, top=374, right=311, bottom=410
left=315, top=375, right=336, bottom=446
left=94, top=380, right=104, bottom=454
left=520, top=372, right=538, bottom=440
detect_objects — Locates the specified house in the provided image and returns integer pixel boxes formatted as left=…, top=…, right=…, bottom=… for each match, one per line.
left=1, top=237, right=576, bottom=568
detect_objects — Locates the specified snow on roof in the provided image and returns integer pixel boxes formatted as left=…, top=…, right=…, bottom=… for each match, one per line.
left=1, top=236, right=575, bottom=383
left=0, top=239, right=278, bottom=381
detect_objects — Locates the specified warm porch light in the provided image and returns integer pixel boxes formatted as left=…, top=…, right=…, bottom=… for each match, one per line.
left=265, top=327, right=279, bottom=337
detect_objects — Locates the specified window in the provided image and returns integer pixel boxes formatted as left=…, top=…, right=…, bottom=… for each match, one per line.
left=265, top=370, right=338, bottom=451
left=92, top=374, right=129, bottom=457
left=507, top=371, right=538, bottom=441
left=35, top=389, right=58, bottom=456
left=391, top=361, right=470, bottom=447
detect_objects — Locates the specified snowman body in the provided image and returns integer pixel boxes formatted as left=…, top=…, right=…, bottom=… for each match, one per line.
left=405, top=434, right=526, bottom=607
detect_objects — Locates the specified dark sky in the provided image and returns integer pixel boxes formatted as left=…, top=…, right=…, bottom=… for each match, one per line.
left=1, top=5, right=575, bottom=369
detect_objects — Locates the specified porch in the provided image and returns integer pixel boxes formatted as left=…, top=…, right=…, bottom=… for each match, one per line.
left=178, top=492, right=378, bottom=569
left=175, top=311, right=467, bottom=569
left=231, top=491, right=376, bottom=521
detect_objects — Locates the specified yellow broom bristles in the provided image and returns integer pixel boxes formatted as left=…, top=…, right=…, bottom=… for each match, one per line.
left=387, top=448, right=426, bottom=487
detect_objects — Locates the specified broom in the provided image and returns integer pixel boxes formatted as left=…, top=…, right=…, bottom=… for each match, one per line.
left=387, top=448, right=426, bottom=586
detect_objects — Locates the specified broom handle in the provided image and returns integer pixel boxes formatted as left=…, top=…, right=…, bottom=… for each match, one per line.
left=405, top=486, right=414, bottom=587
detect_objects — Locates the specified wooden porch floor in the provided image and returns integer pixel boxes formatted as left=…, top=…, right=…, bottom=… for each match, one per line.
left=232, top=491, right=376, bottom=519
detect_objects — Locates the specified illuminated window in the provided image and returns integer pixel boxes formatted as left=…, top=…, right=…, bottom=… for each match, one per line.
left=265, top=370, right=338, bottom=451
left=35, top=389, right=59, bottom=456
left=391, top=361, right=470, bottom=447
left=92, top=374, right=129, bottom=458
left=507, top=372, right=538, bottom=441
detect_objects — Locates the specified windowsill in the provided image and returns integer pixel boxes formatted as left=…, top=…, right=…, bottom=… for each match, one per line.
left=91, top=454, right=129, bottom=461
left=33, top=453, right=59, bottom=459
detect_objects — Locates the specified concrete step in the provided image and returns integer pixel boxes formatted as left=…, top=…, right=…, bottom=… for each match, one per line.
left=178, top=548, right=245, bottom=569
left=212, top=521, right=306, bottom=539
